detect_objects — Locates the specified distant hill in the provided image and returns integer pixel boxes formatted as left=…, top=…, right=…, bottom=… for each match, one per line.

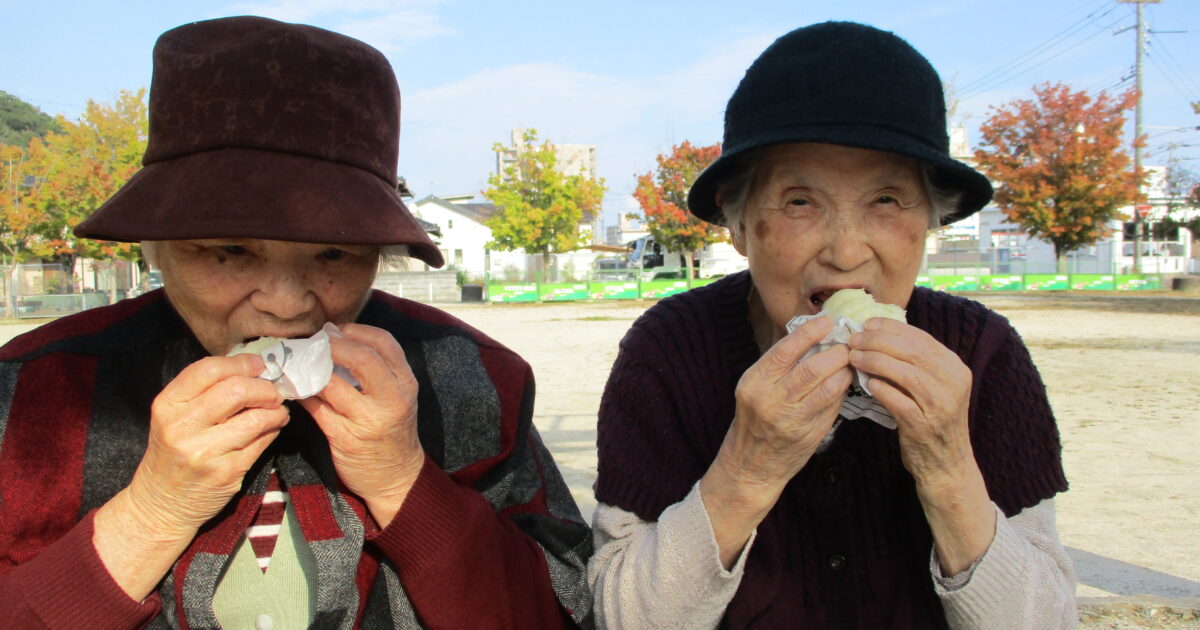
left=0, top=91, right=60, bottom=148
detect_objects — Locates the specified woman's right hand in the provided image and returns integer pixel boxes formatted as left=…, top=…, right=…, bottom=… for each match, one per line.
left=93, top=353, right=290, bottom=600
left=699, top=315, right=853, bottom=567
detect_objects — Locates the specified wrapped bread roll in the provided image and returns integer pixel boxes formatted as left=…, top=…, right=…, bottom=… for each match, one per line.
left=821, top=289, right=905, bottom=324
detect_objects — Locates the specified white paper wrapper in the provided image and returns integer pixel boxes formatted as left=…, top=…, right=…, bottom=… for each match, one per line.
left=228, top=323, right=358, bottom=399
left=786, top=313, right=897, bottom=430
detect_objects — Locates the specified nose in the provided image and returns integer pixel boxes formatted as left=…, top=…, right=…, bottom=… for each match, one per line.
left=249, top=267, right=317, bottom=321
left=817, top=211, right=873, bottom=271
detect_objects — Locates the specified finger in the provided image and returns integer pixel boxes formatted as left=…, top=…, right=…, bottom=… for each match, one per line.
left=759, top=315, right=835, bottom=377
left=861, top=376, right=922, bottom=422
left=779, top=344, right=851, bottom=399
left=327, top=335, right=413, bottom=397
left=203, top=406, right=292, bottom=453
left=848, top=349, right=929, bottom=396
left=305, top=373, right=365, bottom=422
left=335, top=323, right=411, bottom=378
left=160, top=354, right=268, bottom=404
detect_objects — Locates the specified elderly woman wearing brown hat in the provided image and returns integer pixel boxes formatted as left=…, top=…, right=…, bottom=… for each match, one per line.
left=589, top=22, right=1075, bottom=629
left=0, top=17, right=590, bottom=630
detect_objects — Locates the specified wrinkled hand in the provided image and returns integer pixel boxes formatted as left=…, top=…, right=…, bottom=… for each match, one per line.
left=848, top=318, right=975, bottom=483
left=299, top=323, right=424, bottom=527
left=716, top=315, right=853, bottom=499
left=128, top=353, right=291, bottom=537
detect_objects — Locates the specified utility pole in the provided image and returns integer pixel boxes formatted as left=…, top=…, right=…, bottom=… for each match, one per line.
left=1119, top=0, right=1160, bottom=274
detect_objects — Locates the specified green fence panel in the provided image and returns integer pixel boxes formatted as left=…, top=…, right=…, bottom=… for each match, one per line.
left=979, top=274, right=1024, bottom=291
left=1024, top=274, right=1070, bottom=291
left=1071, top=274, right=1116, bottom=290
left=931, top=275, right=979, bottom=291
left=640, top=279, right=690, bottom=299
left=539, top=283, right=589, bottom=301
left=915, top=276, right=932, bottom=288
left=487, top=283, right=538, bottom=302
left=1116, top=275, right=1161, bottom=291
left=588, top=281, right=639, bottom=300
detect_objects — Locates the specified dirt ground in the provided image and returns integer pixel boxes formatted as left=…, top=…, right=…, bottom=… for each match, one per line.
left=3, top=292, right=1198, bottom=625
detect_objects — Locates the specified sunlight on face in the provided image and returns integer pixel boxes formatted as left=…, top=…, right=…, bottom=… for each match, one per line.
left=156, top=239, right=379, bottom=355
left=731, top=143, right=931, bottom=338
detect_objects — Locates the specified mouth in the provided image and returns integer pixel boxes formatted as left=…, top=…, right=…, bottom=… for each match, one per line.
left=809, top=286, right=869, bottom=310
left=240, top=333, right=312, bottom=345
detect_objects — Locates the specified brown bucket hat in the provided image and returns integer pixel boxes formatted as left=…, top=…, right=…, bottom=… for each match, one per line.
left=75, top=15, right=444, bottom=268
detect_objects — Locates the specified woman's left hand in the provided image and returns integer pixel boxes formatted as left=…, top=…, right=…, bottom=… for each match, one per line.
left=847, top=317, right=974, bottom=482
left=848, top=317, right=996, bottom=575
left=299, top=323, right=424, bottom=528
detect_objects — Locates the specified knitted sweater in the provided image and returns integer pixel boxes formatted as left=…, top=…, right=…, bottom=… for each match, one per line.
left=0, top=289, right=592, bottom=629
left=594, top=271, right=1068, bottom=629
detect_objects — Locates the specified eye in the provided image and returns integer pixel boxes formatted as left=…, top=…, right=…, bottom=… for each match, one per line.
left=320, top=248, right=347, bottom=261
left=219, top=244, right=247, bottom=255
left=874, top=194, right=899, bottom=205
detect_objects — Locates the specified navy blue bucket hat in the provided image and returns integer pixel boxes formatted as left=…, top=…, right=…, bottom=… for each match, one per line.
left=688, top=21, right=992, bottom=226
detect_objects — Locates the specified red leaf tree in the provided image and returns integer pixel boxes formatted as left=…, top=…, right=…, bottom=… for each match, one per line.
left=632, top=141, right=724, bottom=279
left=974, top=82, right=1142, bottom=272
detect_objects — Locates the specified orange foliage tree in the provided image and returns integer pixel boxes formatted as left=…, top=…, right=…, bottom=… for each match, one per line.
left=974, top=82, right=1142, bottom=272
left=632, top=141, right=723, bottom=279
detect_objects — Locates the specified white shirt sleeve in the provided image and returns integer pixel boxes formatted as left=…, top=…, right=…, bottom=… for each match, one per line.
left=933, top=498, right=1078, bottom=630
left=588, top=483, right=754, bottom=630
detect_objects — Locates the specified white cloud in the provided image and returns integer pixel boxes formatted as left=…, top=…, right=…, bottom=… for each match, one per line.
left=223, top=0, right=452, bottom=50
left=397, top=30, right=777, bottom=217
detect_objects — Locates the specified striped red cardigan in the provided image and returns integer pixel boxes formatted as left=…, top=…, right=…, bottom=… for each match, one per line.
left=0, top=289, right=591, bottom=629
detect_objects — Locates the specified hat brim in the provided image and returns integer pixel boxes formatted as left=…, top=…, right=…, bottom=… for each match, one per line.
left=75, top=147, right=444, bottom=268
left=688, top=125, right=992, bottom=227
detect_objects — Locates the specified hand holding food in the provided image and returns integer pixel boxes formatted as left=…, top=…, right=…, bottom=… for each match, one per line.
left=299, top=323, right=425, bottom=527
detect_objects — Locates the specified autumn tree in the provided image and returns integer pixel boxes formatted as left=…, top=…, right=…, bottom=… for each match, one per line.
left=632, top=141, right=724, bottom=279
left=483, top=129, right=606, bottom=274
left=974, top=82, right=1142, bottom=272
left=20, top=89, right=148, bottom=288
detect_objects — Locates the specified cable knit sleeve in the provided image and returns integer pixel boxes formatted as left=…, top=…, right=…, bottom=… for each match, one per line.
left=933, top=499, right=1077, bottom=630
left=588, top=485, right=753, bottom=630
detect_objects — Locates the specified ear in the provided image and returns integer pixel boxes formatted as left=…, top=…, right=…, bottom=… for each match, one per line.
left=717, top=189, right=749, bottom=256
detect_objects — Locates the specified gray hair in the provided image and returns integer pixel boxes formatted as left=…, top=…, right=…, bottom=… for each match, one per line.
left=140, top=241, right=410, bottom=270
left=714, top=149, right=962, bottom=241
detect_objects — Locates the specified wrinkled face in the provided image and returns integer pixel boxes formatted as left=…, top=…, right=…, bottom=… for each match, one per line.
left=156, top=239, right=379, bottom=355
left=729, top=143, right=930, bottom=337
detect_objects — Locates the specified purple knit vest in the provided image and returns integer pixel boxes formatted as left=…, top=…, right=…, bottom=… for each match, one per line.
left=595, top=272, right=1068, bottom=628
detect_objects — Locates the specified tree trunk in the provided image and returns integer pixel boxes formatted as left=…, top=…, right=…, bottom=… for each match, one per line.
left=2, top=254, right=12, bottom=320
left=542, top=249, right=552, bottom=283
left=1055, top=245, right=1068, bottom=275
left=683, top=251, right=696, bottom=283
left=108, top=258, right=119, bottom=305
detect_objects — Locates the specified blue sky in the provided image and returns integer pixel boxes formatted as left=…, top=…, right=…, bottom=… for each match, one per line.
left=3, top=0, right=1198, bottom=223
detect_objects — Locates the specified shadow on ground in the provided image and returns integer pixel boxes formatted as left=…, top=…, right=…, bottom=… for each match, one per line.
left=1070, top=547, right=1200, bottom=598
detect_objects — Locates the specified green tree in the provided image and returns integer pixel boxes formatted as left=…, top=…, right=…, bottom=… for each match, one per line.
left=974, top=82, right=1142, bottom=273
left=28, top=89, right=147, bottom=269
left=0, top=91, right=60, bottom=148
left=632, top=141, right=725, bottom=279
left=1161, top=161, right=1200, bottom=238
left=483, top=129, right=606, bottom=274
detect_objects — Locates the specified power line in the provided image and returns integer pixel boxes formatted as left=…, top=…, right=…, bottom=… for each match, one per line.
left=1146, top=32, right=1200, bottom=104
left=960, top=1, right=1122, bottom=99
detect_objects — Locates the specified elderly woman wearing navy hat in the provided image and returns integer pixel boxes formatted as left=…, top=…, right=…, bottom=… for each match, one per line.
left=589, top=22, right=1075, bottom=629
left=0, top=17, right=590, bottom=629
